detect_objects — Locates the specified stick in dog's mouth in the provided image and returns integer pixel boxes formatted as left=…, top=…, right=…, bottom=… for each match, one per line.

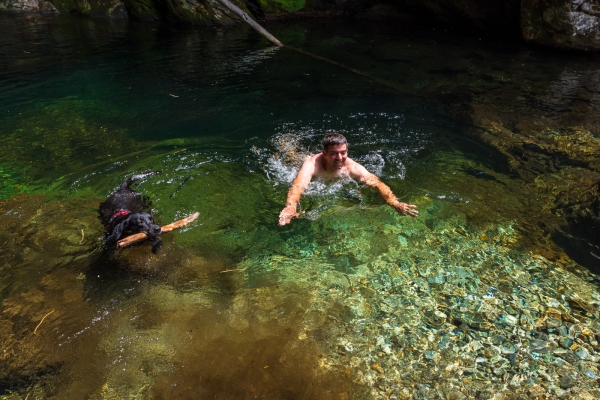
left=116, top=212, right=199, bottom=249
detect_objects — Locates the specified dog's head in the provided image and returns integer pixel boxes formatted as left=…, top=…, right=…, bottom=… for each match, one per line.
left=106, top=212, right=162, bottom=243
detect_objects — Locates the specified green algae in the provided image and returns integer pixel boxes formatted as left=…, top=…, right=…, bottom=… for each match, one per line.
left=0, top=96, right=142, bottom=195
left=0, top=166, right=29, bottom=199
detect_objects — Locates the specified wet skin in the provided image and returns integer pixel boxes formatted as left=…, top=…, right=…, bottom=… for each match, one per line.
left=323, top=143, right=347, bottom=172
left=279, top=144, right=418, bottom=226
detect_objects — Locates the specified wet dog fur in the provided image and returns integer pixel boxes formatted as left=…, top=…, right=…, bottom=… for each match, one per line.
left=99, top=172, right=162, bottom=253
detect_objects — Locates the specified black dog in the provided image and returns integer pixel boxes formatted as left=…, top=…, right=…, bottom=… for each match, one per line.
left=99, top=172, right=162, bottom=253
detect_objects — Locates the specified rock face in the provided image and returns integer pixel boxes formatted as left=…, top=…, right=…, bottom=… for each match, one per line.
left=2, top=0, right=600, bottom=51
left=51, top=0, right=128, bottom=18
left=258, top=0, right=351, bottom=15
left=0, top=0, right=254, bottom=23
left=121, top=0, right=160, bottom=21
left=161, top=0, right=249, bottom=25
left=521, top=0, right=600, bottom=51
left=0, top=0, right=125, bottom=16
left=0, top=0, right=57, bottom=13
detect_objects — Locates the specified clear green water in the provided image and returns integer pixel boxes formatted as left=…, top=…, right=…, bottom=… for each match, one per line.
left=1, top=14, right=600, bottom=399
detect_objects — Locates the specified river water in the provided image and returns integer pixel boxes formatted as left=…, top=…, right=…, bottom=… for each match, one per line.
left=1, top=14, right=600, bottom=399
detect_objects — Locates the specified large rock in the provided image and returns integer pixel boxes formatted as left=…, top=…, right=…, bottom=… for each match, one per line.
left=0, top=0, right=127, bottom=17
left=0, top=0, right=351, bottom=20
left=161, top=0, right=248, bottom=25
left=258, top=0, right=349, bottom=15
left=48, top=0, right=127, bottom=17
left=522, top=0, right=600, bottom=50
left=122, top=0, right=161, bottom=21
left=0, top=0, right=58, bottom=12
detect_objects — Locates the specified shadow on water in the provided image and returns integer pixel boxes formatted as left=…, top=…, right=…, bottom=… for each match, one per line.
left=553, top=216, right=600, bottom=275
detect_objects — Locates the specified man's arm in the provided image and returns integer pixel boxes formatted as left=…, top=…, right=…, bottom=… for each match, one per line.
left=350, top=162, right=418, bottom=217
left=278, top=157, right=316, bottom=226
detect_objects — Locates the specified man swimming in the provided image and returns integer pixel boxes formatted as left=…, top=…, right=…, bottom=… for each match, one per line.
left=278, top=133, right=418, bottom=226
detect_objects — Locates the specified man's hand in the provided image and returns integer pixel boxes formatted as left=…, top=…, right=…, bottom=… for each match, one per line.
left=278, top=205, right=299, bottom=226
left=393, top=201, right=418, bottom=217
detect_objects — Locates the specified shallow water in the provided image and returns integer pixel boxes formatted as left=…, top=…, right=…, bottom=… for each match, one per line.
left=1, top=14, right=600, bottom=399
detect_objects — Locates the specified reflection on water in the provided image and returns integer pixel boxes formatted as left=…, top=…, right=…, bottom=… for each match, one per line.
left=1, top=13, right=600, bottom=399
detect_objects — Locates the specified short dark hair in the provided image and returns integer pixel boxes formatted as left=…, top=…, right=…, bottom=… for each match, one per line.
left=322, top=133, right=348, bottom=150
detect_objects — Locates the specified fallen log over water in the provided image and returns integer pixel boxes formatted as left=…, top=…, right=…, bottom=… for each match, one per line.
left=116, top=212, right=199, bottom=249
left=215, top=0, right=412, bottom=94
left=216, top=0, right=283, bottom=47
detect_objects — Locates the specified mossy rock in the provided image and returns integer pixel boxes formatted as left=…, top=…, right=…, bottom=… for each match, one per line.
left=49, top=0, right=127, bottom=17
left=258, top=0, right=306, bottom=14
left=257, top=0, right=352, bottom=15
left=123, top=0, right=161, bottom=20
left=50, top=0, right=92, bottom=13
left=162, top=0, right=252, bottom=26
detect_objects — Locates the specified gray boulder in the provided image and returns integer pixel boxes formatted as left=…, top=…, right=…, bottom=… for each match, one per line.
left=522, top=0, right=600, bottom=50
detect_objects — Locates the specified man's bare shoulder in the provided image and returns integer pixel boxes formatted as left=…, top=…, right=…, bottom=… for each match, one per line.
left=344, top=157, right=359, bottom=168
left=295, top=153, right=322, bottom=181
left=341, top=157, right=359, bottom=172
left=308, top=153, right=322, bottom=162
left=345, top=158, right=373, bottom=181
left=306, top=153, right=324, bottom=171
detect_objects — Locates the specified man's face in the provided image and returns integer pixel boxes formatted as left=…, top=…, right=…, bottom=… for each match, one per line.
left=322, top=144, right=348, bottom=170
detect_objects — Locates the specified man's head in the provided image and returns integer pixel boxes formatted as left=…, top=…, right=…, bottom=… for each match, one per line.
left=322, top=133, right=348, bottom=151
left=322, top=133, right=348, bottom=171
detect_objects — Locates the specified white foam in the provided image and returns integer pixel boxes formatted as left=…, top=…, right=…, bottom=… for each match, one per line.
left=256, top=112, right=423, bottom=186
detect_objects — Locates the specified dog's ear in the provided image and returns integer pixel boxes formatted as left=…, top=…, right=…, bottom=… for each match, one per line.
left=107, top=219, right=129, bottom=243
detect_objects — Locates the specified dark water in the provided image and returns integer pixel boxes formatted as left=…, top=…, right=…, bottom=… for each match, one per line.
left=1, top=14, right=600, bottom=399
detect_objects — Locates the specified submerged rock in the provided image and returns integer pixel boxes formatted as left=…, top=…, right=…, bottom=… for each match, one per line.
left=559, top=374, right=577, bottom=388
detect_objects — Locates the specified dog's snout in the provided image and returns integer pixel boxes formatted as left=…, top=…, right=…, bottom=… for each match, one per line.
left=146, top=224, right=162, bottom=238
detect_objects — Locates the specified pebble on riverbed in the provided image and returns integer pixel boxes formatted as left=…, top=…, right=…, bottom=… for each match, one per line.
left=243, top=207, right=600, bottom=399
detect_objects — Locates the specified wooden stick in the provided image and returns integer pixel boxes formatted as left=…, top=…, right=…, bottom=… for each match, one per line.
left=216, top=0, right=283, bottom=47
left=116, top=212, right=199, bottom=249
left=220, top=268, right=247, bottom=273
left=34, top=310, right=55, bottom=335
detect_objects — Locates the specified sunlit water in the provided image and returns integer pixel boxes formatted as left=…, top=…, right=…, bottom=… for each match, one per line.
left=1, top=14, right=600, bottom=399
